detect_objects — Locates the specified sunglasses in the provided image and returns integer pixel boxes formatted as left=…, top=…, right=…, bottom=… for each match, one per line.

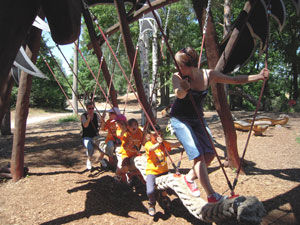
left=88, top=107, right=94, bottom=110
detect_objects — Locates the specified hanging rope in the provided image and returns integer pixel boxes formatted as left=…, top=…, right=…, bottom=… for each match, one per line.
left=198, top=0, right=211, bottom=69
left=40, top=54, right=76, bottom=113
left=87, top=9, right=179, bottom=171
left=231, top=0, right=271, bottom=193
left=55, top=44, right=103, bottom=117
left=92, top=56, right=104, bottom=102
left=100, top=34, right=122, bottom=115
left=145, top=0, right=235, bottom=194
left=123, top=14, right=146, bottom=115
left=44, top=46, right=87, bottom=114
left=74, top=42, right=115, bottom=112
left=160, top=7, right=171, bottom=60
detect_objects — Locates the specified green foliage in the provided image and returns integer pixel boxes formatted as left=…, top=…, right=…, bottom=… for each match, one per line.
left=31, top=38, right=68, bottom=109
left=10, top=38, right=68, bottom=109
left=296, top=137, right=300, bottom=144
left=58, top=115, right=79, bottom=124
left=7, top=0, right=299, bottom=114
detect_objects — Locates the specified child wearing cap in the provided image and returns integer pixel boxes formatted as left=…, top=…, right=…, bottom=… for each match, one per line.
left=98, top=107, right=124, bottom=168
left=144, top=124, right=181, bottom=216
left=114, top=118, right=145, bottom=182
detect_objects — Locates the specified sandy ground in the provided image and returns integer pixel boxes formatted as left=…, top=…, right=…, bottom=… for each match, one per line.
left=1, top=97, right=300, bottom=225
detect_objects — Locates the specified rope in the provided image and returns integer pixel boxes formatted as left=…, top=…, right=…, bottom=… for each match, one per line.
left=123, top=15, right=146, bottom=115
left=87, top=9, right=178, bottom=171
left=134, top=155, right=265, bottom=224
left=92, top=56, right=104, bottom=102
left=44, top=47, right=87, bottom=114
left=145, top=0, right=234, bottom=194
left=40, top=54, right=76, bottom=113
left=41, top=47, right=100, bottom=133
left=198, top=0, right=211, bottom=69
left=55, top=44, right=103, bottom=117
left=232, top=0, right=271, bottom=193
left=102, top=34, right=122, bottom=114
left=160, top=7, right=170, bottom=59
left=74, top=42, right=115, bottom=112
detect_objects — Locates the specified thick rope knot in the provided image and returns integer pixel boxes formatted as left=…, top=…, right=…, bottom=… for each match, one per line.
left=235, top=196, right=266, bottom=224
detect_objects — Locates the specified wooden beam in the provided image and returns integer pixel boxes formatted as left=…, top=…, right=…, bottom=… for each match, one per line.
left=87, top=0, right=179, bottom=49
left=192, top=0, right=243, bottom=172
left=11, top=25, right=42, bottom=182
left=82, top=5, right=118, bottom=107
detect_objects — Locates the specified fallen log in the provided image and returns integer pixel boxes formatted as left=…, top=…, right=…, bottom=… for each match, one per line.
left=245, top=114, right=289, bottom=126
left=234, top=120, right=269, bottom=136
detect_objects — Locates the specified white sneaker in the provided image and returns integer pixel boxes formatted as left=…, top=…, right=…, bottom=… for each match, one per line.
left=100, top=159, right=107, bottom=168
left=86, top=159, right=92, bottom=170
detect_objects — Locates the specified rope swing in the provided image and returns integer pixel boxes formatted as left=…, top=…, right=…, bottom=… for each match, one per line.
left=145, top=0, right=235, bottom=195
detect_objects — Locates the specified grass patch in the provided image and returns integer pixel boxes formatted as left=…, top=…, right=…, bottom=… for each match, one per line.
left=58, top=115, right=79, bottom=124
left=297, top=137, right=300, bottom=144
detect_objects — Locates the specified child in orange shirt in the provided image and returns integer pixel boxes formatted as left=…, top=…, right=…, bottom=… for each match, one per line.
left=115, top=118, right=145, bottom=181
left=98, top=107, right=123, bottom=168
left=144, top=124, right=181, bottom=216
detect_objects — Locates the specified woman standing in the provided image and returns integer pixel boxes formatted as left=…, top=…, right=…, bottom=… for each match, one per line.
left=170, top=47, right=269, bottom=203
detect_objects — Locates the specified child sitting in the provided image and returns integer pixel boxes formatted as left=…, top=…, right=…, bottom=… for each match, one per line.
left=98, top=107, right=124, bottom=168
left=144, top=124, right=181, bottom=216
left=114, top=118, right=145, bottom=182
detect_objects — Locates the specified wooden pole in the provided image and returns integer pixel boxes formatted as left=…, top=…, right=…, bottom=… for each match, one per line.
left=82, top=6, right=118, bottom=107
left=114, top=0, right=155, bottom=123
left=11, top=24, right=42, bottom=182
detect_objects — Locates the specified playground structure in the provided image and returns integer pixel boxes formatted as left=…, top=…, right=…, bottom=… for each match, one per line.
left=0, top=0, right=299, bottom=224
left=234, top=114, right=289, bottom=136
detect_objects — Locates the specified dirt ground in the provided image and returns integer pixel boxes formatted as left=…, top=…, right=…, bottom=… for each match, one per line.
left=1, top=96, right=300, bottom=225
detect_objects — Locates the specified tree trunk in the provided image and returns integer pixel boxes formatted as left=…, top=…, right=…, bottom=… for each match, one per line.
left=72, top=39, right=79, bottom=115
left=192, top=0, right=242, bottom=172
left=114, top=0, right=155, bottom=124
left=151, top=21, right=158, bottom=119
left=292, top=58, right=299, bottom=100
left=0, top=73, right=15, bottom=126
left=224, top=0, right=232, bottom=37
left=139, top=32, right=150, bottom=126
left=1, top=105, right=12, bottom=136
left=11, top=25, right=42, bottom=182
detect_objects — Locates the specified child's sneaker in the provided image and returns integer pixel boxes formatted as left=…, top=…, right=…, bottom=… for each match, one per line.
left=207, top=192, right=227, bottom=203
left=184, top=175, right=201, bottom=197
left=99, top=159, right=107, bottom=168
left=86, top=159, right=92, bottom=170
left=148, top=204, right=156, bottom=216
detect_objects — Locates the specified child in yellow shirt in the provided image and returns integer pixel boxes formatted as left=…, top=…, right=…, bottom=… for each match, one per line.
left=144, top=124, right=181, bottom=216
left=115, top=118, right=145, bottom=181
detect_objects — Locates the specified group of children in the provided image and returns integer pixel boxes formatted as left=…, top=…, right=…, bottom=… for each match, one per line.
left=81, top=104, right=181, bottom=216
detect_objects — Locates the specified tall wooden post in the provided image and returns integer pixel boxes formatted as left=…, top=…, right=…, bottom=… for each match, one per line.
left=72, top=39, right=79, bottom=115
left=192, top=0, right=242, bottom=171
left=82, top=6, right=118, bottom=107
left=11, top=25, right=42, bottom=182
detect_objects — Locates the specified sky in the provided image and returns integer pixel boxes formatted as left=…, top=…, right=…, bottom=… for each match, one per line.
left=43, top=31, right=75, bottom=74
